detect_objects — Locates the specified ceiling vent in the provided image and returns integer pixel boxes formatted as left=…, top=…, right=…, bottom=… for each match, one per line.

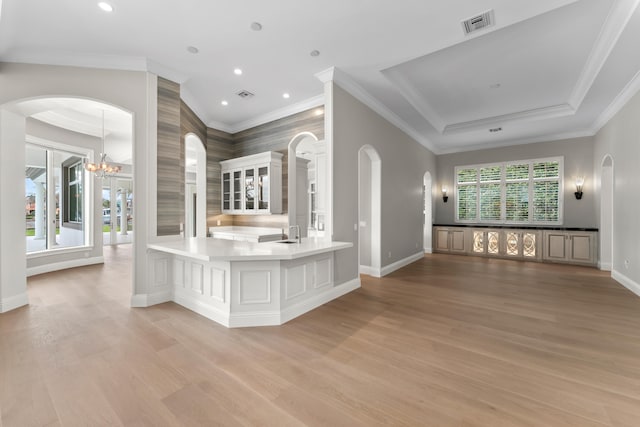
left=236, top=90, right=255, bottom=99
left=462, top=10, right=495, bottom=35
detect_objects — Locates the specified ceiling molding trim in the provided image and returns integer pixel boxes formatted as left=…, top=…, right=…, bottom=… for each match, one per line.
left=590, top=67, right=640, bottom=133
left=568, top=0, right=640, bottom=109
left=1, top=51, right=149, bottom=72
left=442, top=103, right=575, bottom=134
left=180, top=87, right=214, bottom=128
left=329, top=67, right=438, bottom=154
left=437, top=129, right=595, bottom=155
left=206, top=119, right=234, bottom=134
left=382, top=68, right=447, bottom=132
left=314, top=67, right=336, bottom=84
left=221, top=94, right=324, bottom=134
left=146, top=59, right=189, bottom=84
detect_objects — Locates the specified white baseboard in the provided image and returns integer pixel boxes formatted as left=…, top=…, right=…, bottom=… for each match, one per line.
left=598, top=261, right=612, bottom=271
left=359, top=265, right=381, bottom=277
left=279, top=277, right=361, bottom=325
left=27, top=256, right=104, bottom=277
left=0, top=292, right=29, bottom=313
left=424, top=247, right=433, bottom=254
left=612, top=270, right=640, bottom=297
left=130, top=289, right=173, bottom=307
left=380, top=251, right=424, bottom=277
left=173, top=288, right=230, bottom=327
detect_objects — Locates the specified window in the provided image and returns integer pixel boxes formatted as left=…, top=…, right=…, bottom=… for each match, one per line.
left=455, top=157, right=563, bottom=225
left=25, top=144, right=89, bottom=253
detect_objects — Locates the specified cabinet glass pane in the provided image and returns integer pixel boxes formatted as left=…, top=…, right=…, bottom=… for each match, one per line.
left=258, top=166, right=269, bottom=210
left=245, top=168, right=255, bottom=210
left=523, top=233, right=536, bottom=257
left=473, top=231, right=484, bottom=253
left=222, top=172, right=230, bottom=210
left=506, top=232, right=519, bottom=256
left=233, top=171, right=242, bottom=210
left=488, top=232, right=499, bottom=254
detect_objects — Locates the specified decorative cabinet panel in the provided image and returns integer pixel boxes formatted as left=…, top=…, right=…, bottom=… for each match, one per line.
left=434, top=227, right=467, bottom=253
left=220, top=151, right=283, bottom=215
left=471, top=229, right=541, bottom=260
left=542, top=231, right=597, bottom=266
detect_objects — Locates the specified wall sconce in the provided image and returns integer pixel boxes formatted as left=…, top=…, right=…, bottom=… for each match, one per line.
left=575, top=176, right=584, bottom=200
left=442, top=187, right=448, bottom=203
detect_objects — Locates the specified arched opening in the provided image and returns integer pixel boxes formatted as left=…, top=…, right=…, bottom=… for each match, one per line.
left=423, top=171, right=433, bottom=253
left=287, top=132, right=327, bottom=239
left=1, top=95, right=134, bottom=312
left=358, top=145, right=381, bottom=276
left=600, top=154, right=614, bottom=271
left=185, top=133, right=207, bottom=238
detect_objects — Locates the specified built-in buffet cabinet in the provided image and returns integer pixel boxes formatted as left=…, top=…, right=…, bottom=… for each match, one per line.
left=221, top=151, right=283, bottom=214
left=433, top=226, right=597, bottom=267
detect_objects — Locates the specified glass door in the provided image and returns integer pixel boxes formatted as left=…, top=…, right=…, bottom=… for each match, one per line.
left=222, top=171, right=231, bottom=211
left=245, top=167, right=255, bottom=211
left=233, top=170, right=242, bottom=211
left=258, top=166, right=269, bottom=210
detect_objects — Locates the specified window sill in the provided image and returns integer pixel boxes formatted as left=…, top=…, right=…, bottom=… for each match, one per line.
left=27, top=245, right=94, bottom=259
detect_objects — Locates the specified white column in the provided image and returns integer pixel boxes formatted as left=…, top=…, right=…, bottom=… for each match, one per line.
left=34, top=182, right=46, bottom=239
left=110, top=178, right=117, bottom=244
left=46, top=150, right=57, bottom=247
left=0, top=109, right=28, bottom=312
left=120, top=189, right=128, bottom=236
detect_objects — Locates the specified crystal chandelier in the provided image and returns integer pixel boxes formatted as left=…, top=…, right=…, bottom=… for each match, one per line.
left=84, top=110, right=121, bottom=177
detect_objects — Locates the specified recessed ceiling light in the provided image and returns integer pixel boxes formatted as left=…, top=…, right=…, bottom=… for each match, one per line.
left=310, top=50, right=320, bottom=57
left=186, top=46, right=199, bottom=54
left=234, top=68, right=243, bottom=76
left=98, top=2, right=114, bottom=12
left=283, top=93, right=290, bottom=99
left=250, top=22, right=262, bottom=31
left=221, top=100, right=228, bottom=106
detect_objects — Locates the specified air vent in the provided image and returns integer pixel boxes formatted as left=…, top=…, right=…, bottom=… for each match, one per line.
left=236, top=90, right=255, bottom=99
left=462, top=10, right=495, bottom=35
left=489, top=127, right=502, bottom=133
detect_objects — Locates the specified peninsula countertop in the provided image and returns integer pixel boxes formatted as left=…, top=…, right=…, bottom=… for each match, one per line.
left=148, top=237, right=353, bottom=262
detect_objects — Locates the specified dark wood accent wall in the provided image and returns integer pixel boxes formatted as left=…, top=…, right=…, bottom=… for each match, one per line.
left=180, top=101, right=207, bottom=143
left=205, top=127, right=234, bottom=220
left=156, top=77, right=182, bottom=236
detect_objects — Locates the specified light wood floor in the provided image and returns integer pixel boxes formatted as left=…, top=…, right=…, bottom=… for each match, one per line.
left=2, top=247, right=640, bottom=426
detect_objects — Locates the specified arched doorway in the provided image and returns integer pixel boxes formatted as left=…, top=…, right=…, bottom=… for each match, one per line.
left=600, top=154, right=614, bottom=271
left=423, top=171, right=433, bottom=253
left=358, top=145, right=381, bottom=276
left=288, top=132, right=328, bottom=239
left=185, top=133, right=207, bottom=238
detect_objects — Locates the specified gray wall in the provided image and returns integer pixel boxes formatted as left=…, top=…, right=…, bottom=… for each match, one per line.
left=593, top=89, right=640, bottom=286
left=435, top=137, right=596, bottom=228
left=332, top=83, right=437, bottom=284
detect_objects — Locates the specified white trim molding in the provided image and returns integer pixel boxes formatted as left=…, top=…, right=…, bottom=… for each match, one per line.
left=0, top=292, right=29, bottom=313
left=380, top=251, right=424, bottom=277
left=130, top=289, right=173, bottom=307
left=26, top=256, right=104, bottom=277
left=612, top=270, right=640, bottom=298
left=359, top=265, right=381, bottom=277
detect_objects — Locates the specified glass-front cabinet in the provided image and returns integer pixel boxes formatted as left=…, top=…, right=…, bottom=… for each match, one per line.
left=220, top=152, right=282, bottom=215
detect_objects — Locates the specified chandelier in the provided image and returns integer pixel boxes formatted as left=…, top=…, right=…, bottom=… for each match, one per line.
left=85, top=110, right=121, bottom=177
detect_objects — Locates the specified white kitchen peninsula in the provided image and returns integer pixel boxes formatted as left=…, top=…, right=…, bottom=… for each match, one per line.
left=147, top=238, right=355, bottom=327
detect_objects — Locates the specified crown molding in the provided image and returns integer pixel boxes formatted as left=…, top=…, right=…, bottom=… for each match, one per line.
left=568, top=0, right=640, bottom=109
left=210, top=94, right=324, bottom=134
left=314, top=67, right=336, bottom=84
left=437, top=129, right=595, bottom=155
left=443, top=104, right=575, bottom=134
left=180, top=87, right=216, bottom=128
left=325, top=67, right=438, bottom=154
left=590, top=67, right=640, bottom=134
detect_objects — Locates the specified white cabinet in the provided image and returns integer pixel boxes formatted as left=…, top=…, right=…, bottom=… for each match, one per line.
left=434, top=227, right=466, bottom=253
left=220, top=152, right=283, bottom=214
left=543, top=230, right=597, bottom=266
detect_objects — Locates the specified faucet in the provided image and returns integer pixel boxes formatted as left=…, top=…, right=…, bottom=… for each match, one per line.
left=288, top=224, right=301, bottom=243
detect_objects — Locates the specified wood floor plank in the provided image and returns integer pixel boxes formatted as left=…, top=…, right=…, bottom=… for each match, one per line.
left=3, top=247, right=640, bottom=426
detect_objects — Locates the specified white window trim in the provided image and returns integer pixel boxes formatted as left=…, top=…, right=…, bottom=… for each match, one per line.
left=455, top=156, right=564, bottom=226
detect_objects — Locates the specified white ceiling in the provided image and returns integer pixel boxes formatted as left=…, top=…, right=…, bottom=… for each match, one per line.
left=1, top=0, right=639, bottom=154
